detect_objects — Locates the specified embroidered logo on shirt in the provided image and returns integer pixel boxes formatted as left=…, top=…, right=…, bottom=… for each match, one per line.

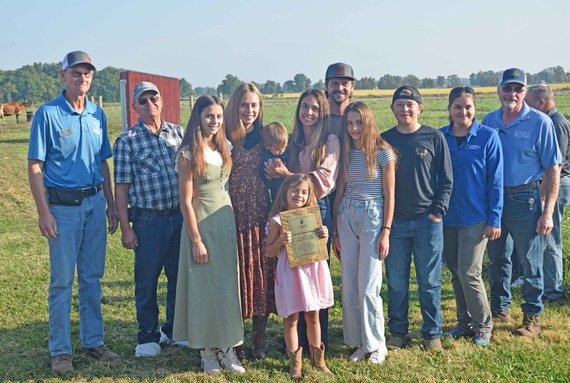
left=465, top=144, right=481, bottom=150
left=58, top=128, right=73, bottom=137
left=514, top=130, right=531, bottom=139
left=416, top=147, right=428, bottom=158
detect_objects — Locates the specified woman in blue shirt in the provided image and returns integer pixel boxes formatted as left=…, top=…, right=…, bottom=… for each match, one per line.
left=440, top=87, right=503, bottom=346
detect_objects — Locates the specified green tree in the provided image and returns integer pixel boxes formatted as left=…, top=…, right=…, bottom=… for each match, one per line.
left=217, top=74, right=241, bottom=96
left=436, top=76, right=446, bottom=88
left=421, top=78, right=435, bottom=88
left=355, top=77, right=376, bottom=90
left=90, top=66, right=122, bottom=102
left=312, top=79, right=325, bottom=90
left=260, top=80, right=282, bottom=94
left=403, top=74, right=421, bottom=88
left=377, top=74, right=402, bottom=89
left=293, top=73, right=311, bottom=92
left=446, top=74, right=462, bottom=87
left=179, top=78, right=193, bottom=97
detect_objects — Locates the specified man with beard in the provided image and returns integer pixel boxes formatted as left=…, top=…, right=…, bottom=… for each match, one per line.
left=483, top=68, right=561, bottom=337
left=324, top=62, right=355, bottom=136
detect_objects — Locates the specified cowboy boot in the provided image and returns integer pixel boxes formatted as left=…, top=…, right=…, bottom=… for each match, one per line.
left=252, top=315, right=268, bottom=358
left=286, top=347, right=303, bottom=380
left=309, top=342, right=334, bottom=377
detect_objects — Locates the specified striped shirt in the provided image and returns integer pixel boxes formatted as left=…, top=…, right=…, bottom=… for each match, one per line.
left=113, top=119, right=183, bottom=210
left=344, top=147, right=394, bottom=200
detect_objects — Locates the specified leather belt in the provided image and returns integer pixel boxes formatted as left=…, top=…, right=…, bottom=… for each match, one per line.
left=504, top=181, right=539, bottom=194
left=135, top=207, right=180, bottom=217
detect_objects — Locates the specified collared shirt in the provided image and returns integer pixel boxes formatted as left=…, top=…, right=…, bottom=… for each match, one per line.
left=113, top=119, right=183, bottom=210
left=546, top=107, right=570, bottom=178
left=441, top=119, right=503, bottom=228
left=482, top=102, right=561, bottom=187
left=27, top=91, right=111, bottom=188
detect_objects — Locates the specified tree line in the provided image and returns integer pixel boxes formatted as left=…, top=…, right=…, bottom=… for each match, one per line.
left=1, top=62, right=569, bottom=104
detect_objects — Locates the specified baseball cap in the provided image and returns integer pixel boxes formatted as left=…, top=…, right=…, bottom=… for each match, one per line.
left=392, top=86, right=422, bottom=105
left=325, top=63, right=355, bottom=80
left=500, top=68, right=526, bottom=86
left=62, top=51, right=96, bottom=71
left=132, top=82, right=160, bottom=102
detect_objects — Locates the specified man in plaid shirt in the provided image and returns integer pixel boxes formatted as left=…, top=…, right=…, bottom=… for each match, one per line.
left=113, top=81, right=186, bottom=357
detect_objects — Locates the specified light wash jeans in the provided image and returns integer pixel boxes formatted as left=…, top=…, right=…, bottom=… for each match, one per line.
left=385, top=215, right=443, bottom=339
left=337, top=198, right=387, bottom=354
left=543, top=176, right=570, bottom=300
left=47, top=190, right=107, bottom=356
left=443, top=222, right=492, bottom=333
left=487, top=187, right=544, bottom=316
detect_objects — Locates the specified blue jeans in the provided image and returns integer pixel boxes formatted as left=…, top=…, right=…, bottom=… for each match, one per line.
left=487, top=187, right=544, bottom=316
left=338, top=198, right=387, bottom=353
left=297, top=195, right=331, bottom=350
left=133, top=212, right=182, bottom=344
left=543, top=176, right=570, bottom=300
left=47, top=190, right=107, bottom=356
left=385, top=215, right=443, bottom=339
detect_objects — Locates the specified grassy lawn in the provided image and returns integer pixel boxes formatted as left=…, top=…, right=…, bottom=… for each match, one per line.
left=1, top=93, right=569, bottom=382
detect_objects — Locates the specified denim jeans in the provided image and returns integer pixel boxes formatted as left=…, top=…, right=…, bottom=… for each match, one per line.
left=338, top=198, right=387, bottom=354
left=487, top=187, right=544, bottom=316
left=133, top=212, right=182, bottom=344
left=543, top=176, right=570, bottom=300
left=47, top=190, right=107, bottom=356
left=385, top=215, right=443, bottom=339
left=297, top=194, right=331, bottom=350
left=443, top=222, right=492, bottom=333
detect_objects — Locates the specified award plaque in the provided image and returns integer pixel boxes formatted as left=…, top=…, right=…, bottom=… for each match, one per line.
left=280, top=205, right=329, bottom=267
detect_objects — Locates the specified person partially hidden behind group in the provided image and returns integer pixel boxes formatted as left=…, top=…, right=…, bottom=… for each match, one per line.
left=173, top=95, right=245, bottom=374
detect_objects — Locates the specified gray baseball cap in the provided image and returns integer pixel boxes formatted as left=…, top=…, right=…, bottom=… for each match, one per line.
left=325, top=63, right=354, bottom=80
left=62, top=51, right=96, bottom=71
left=132, top=81, right=160, bottom=102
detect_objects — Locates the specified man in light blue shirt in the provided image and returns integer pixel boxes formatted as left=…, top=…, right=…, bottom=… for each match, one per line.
left=482, top=68, right=561, bottom=338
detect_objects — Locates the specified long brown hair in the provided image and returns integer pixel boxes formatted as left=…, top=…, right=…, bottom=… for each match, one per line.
left=178, top=95, right=232, bottom=178
left=224, top=83, right=264, bottom=149
left=341, top=102, right=393, bottom=180
left=268, top=174, right=317, bottom=219
left=288, top=89, right=330, bottom=173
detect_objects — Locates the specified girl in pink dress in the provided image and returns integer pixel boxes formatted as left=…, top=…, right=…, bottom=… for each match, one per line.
left=266, top=174, right=333, bottom=380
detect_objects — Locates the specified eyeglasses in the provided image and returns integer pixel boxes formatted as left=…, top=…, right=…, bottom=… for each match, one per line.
left=67, top=69, right=93, bottom=79
left=137, top=95, right=160, bottom=105
left=501, top=85, right=525, bottom=93
left=450, top=86, right=475, bottom=95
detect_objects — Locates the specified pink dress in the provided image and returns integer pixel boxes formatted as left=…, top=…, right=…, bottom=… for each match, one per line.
left=271, top=214, right=334, bottom=319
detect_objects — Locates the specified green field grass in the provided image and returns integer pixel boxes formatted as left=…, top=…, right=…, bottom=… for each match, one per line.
left=1, top=93, right=570, bottom=382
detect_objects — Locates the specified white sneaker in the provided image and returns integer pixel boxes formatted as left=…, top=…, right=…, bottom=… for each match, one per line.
left=159, top=329, right=189, bottom=348
left=368, top=349, right=386, bottom=364
left=511, top=277, right=524, bottom=287
left=201, top=348, right=222, bottom=374
left=135, top=342, right=161, bottom=358
left=348, top=346, right=367, bottom=362
left=217, top=347, right=246, bottom=374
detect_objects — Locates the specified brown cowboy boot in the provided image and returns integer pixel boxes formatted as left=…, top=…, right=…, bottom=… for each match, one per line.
left=252, top=315, right=268, bottom=358
left=514, top=314, right=541, bottom=338
left=309, top=342, right=334, bottom=377
left=286, top=347, right=303, bottom=380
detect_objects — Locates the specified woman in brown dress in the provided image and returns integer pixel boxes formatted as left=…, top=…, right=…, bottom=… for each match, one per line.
left=225, top=83, right=276, bottom=359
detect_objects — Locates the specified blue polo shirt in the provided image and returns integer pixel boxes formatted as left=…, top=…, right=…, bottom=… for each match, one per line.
left=28, top=91, right=112, bottom=188
left=482, top=102, right=561, bottom=187
left=441, top=120, right=503, bottom=228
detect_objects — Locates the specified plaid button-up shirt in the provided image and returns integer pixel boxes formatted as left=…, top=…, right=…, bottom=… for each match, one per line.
left=113, top=119, right=183, bottom=210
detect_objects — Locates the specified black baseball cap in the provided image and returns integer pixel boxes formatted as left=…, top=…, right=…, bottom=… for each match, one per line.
left=325, top=63, right=354, bottom=80
left=62, top=51, right=96, bottom=71
left=392, top=86, right=422, bottom=105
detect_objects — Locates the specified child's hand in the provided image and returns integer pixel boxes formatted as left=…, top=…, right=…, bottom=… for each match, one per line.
left=281, top=230, right=292, bottom=245
left=316, top=226, right=328, bottom=239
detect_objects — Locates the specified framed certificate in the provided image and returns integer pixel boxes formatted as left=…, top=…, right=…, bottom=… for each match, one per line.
left=280, top=205, right=329, bottom=267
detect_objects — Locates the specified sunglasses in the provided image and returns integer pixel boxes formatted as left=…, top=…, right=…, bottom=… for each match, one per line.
left=501, top=85, right=525, bottom=93
left=137, top=95, right=160, bottom=105
left=67, top=69, right=93, bottom=79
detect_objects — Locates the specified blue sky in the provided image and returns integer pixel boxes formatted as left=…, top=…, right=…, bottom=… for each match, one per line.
left=3, top=0, right=569, bottom=87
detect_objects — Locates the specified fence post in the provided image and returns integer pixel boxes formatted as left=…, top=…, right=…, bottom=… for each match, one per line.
left=98, top=96, right=103, bottom=108
left=189, top=95, right=194, bottom=112
left=218, top=93, right=223, bottom=103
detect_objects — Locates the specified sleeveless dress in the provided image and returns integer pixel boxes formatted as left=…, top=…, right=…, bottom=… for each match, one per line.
left=229, top=142, right=277, bottom=318
left=271, top=214, right=334, bottom=319
left=173, top=154, right=243, bottom=349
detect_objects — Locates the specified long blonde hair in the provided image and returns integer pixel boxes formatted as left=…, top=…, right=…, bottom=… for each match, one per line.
left=178, top=95, right=232, bottom=178
left=341, top=102, right=393, bottom=180
left=268, top=174, right=317, bottom=219
left=224, top=83, right=264, bottom=150
left=288, top=89, right=330, bottom=173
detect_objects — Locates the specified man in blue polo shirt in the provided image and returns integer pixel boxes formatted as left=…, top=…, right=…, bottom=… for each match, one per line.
left=114, top=82, right=185, bottom=358
left=28, top=51, right=120, bottom=374
left=483, top=68, right=561, bottom=338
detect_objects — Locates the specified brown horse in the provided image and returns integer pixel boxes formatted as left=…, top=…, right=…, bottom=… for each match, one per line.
left=0, top=101, right=32, bottom=125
